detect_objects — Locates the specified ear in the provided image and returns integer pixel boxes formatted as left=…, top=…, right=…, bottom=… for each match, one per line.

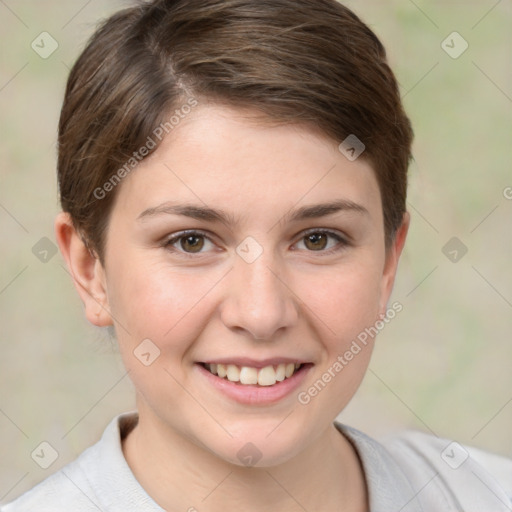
left=378, top=212, right=410, bottom=316
left=55, top=212, right=113, bottom=327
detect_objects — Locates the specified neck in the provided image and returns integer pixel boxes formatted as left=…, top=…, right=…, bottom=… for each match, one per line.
left=122, top=405, right=368, bottom=512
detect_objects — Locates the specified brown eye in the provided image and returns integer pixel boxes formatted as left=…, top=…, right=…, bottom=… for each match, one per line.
left=294, top=230, right=348, bottom=254
left=164, top=231, right=215, bottom=256
left=304, top=233, right=328, bottom=251
left=180, top=235, right=205, bottom=253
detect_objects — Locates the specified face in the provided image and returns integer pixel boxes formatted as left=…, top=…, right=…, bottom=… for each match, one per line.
left=75, top=105, right=407, bottom=466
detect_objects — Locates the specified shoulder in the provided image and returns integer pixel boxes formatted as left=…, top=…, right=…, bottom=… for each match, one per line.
left=336, top=421, right=512, bottom=511
left=1, top=442, right=105, bottom=512
left=383, top=428, right=512, bottom=511
left=1, top=413, right=162, bottom=512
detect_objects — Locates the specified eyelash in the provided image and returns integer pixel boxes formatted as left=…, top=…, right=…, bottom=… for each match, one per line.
left=163, top=228, right=350, bottom=258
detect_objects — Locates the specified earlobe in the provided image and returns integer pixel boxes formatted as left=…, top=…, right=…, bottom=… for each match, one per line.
left=379, top=212, right=410, bottom=315
left=55, top=212, right=113, bottom=327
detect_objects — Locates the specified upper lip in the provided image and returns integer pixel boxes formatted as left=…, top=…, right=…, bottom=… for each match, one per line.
left=199, top=357, right=311, bottom=368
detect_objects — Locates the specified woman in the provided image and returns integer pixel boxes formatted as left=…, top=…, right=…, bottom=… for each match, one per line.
left=3, top=0, right=511, bottom=510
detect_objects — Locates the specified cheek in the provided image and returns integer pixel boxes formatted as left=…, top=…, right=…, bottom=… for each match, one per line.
left=106, top=262, right=221, bottom=409
left=295, top=259, right=383, bottom=347
left=106, top=257, right=221, bottom=353
left=293, top=263, right=382, bottom=418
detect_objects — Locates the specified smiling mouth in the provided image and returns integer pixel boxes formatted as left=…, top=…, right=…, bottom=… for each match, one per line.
left=200, top=362, right=305, bottom=386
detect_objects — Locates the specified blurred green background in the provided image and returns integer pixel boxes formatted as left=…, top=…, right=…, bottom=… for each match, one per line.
left=1, top=0, right=511, bottom=501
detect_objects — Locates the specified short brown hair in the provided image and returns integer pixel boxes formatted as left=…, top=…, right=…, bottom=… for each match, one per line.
left=58, top=0, right=413, bottom=261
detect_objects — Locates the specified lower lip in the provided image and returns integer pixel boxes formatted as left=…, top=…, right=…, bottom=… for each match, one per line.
left=194, top=363, right=313, bottom=406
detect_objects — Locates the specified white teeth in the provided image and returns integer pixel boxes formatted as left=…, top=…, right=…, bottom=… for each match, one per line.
left=226, top=364, right=240, bottom=382
left=239, top=366, right=258, bottom=385
left=258, top=365, right=277, bottom=386
left=275, top=363, right=286, bottom=382
left=217, top=363, right=227, bottom=378
left=204, top=362, right=303, bottom=386
left=285, top=363, right=295, bottom=378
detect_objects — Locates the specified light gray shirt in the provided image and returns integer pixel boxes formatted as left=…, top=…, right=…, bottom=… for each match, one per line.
left=2, top=412, right=512, bottom=511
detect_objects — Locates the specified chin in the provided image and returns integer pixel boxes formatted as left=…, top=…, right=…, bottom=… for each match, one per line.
left=198, top=423, right=309, bottom=469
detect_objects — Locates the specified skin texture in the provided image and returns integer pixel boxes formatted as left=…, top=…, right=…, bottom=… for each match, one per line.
left=56, top=104, right=409, bottom=511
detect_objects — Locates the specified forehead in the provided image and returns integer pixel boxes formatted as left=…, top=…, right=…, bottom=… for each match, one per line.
left=112, top=104, right=382, bottom=224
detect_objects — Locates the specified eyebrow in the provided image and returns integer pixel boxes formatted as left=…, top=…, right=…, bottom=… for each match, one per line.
left=137, top=199, right=368, bottom=226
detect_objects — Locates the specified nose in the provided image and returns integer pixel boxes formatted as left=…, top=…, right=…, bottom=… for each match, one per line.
left=219, top=252, right=299, bottom=340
